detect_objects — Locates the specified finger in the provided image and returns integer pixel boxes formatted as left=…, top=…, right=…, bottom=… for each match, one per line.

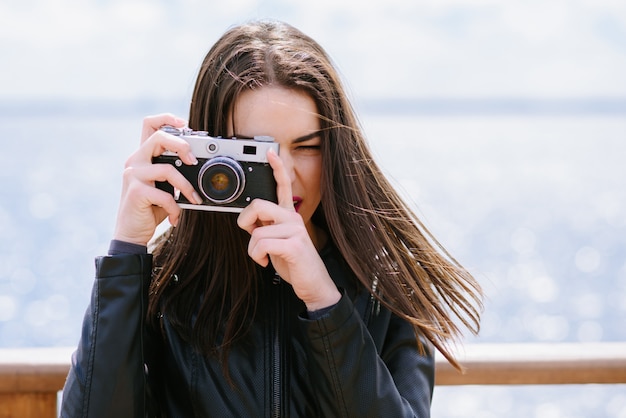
left=128, top=130, right=198, bottom=168
left=247, top=239, right=270, bottom=267
left=247, top=222, right=308, bottom=257
left=246, top=230, right=270, bottom=267
left=137, top=186, right=182, bottom=228
left=140, top=113, right=187, bottom=144
left=152, top=130, right=198, bottom=166
left=247, top=231, right=288, bottom=267
left=114, top=182, right=182, bottom=242
left=125, top=164, right=203, bottom=205
left=247, top=235, right=296, bottom=269
left=142, top=185, right=182, bottom=220
left=249, top=222, right=297, bottom=243
left=237, top=199, right=286, bottom=234
left=267, top=148, right=294, bottom=211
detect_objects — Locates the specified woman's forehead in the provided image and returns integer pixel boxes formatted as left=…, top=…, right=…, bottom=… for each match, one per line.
left=229, top=86, right=321, bottom=141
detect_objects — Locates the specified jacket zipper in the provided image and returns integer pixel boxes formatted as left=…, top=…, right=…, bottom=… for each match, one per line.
left=272, top=322, right=281, bottom=418
left=271, top=272, right=283, bottom=418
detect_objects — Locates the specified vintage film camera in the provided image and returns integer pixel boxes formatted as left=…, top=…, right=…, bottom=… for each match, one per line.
left=153, top=126, right=279, bottom=212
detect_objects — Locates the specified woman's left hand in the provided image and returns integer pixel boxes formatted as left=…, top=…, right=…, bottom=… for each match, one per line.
left=237, top=149, right=341, bottom=311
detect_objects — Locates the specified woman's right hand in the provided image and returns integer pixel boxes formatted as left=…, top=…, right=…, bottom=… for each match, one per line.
left=112, top=114, right=203, bottom=246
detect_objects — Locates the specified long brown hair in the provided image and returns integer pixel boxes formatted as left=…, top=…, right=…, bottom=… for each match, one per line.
left=148, top=20, right=482, bottom=370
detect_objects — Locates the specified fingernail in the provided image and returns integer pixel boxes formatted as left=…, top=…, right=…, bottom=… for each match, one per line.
left=193, top=192, right=203, bottom=205
left=188, top=152, right=198, bottom=165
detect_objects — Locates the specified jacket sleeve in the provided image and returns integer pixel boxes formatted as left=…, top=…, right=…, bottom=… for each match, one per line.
left=60, top=253, right=153, bottom=418
left=300, top=291, right=434, bottom=418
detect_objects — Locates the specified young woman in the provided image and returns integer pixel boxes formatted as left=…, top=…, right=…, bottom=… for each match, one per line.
left=61, top=20, right=482, bottom=417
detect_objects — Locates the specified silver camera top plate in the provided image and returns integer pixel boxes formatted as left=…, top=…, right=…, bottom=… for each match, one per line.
left=160, top=126, right=278, bottom=163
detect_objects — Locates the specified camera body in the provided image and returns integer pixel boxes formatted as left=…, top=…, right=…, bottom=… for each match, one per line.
left=153, top=126, right=279, bottom=213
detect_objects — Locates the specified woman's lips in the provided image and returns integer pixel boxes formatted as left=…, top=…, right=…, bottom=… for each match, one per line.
left=293, top=196, right=303, bottom=212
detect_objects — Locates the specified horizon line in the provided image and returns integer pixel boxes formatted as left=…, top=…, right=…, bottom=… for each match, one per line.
left=2, top=97, right=626, bottom=117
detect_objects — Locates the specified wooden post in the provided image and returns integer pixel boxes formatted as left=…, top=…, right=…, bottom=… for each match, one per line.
left=0, top=393, right=58, bottom=418
left=0, top=347, right=72, bottom=418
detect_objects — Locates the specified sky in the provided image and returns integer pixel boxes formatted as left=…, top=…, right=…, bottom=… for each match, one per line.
left=1, top=0, right=625, bottom=104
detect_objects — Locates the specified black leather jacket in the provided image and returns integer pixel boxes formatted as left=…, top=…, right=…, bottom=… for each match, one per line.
left=61, top=244, right=434, bottom=417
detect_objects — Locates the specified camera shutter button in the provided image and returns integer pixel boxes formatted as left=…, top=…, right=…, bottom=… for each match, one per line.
left=207, top=142, right=218, bottom=153
left=253, top=135, right=274, bottom=142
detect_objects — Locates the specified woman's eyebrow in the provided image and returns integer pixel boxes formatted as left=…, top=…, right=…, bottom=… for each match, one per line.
left=292, top=130, right=322, bottom=144
left=232, top=130, right=322, bottom=142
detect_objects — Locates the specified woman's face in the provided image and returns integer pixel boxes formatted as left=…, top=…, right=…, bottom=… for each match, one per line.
left=229, top=86, right=323, bottom=236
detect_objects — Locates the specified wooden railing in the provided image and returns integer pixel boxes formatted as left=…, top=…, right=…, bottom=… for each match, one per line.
left=1, top=343, right=625, bottom=417
left=435, top=342, right=626, bottom=385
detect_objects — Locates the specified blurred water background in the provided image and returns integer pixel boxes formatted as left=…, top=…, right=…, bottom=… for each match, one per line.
left=1, top=1, right=626, bottom=417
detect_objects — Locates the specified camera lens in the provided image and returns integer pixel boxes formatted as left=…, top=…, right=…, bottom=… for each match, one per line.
left=198, top=157, right=245, bottom=204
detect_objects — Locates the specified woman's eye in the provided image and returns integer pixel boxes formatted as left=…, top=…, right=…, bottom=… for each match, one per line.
left=296, top=145, right=321, bottom=151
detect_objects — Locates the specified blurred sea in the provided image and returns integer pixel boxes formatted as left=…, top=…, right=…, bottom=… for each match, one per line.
left=1, top=101, right=625, bottom=417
